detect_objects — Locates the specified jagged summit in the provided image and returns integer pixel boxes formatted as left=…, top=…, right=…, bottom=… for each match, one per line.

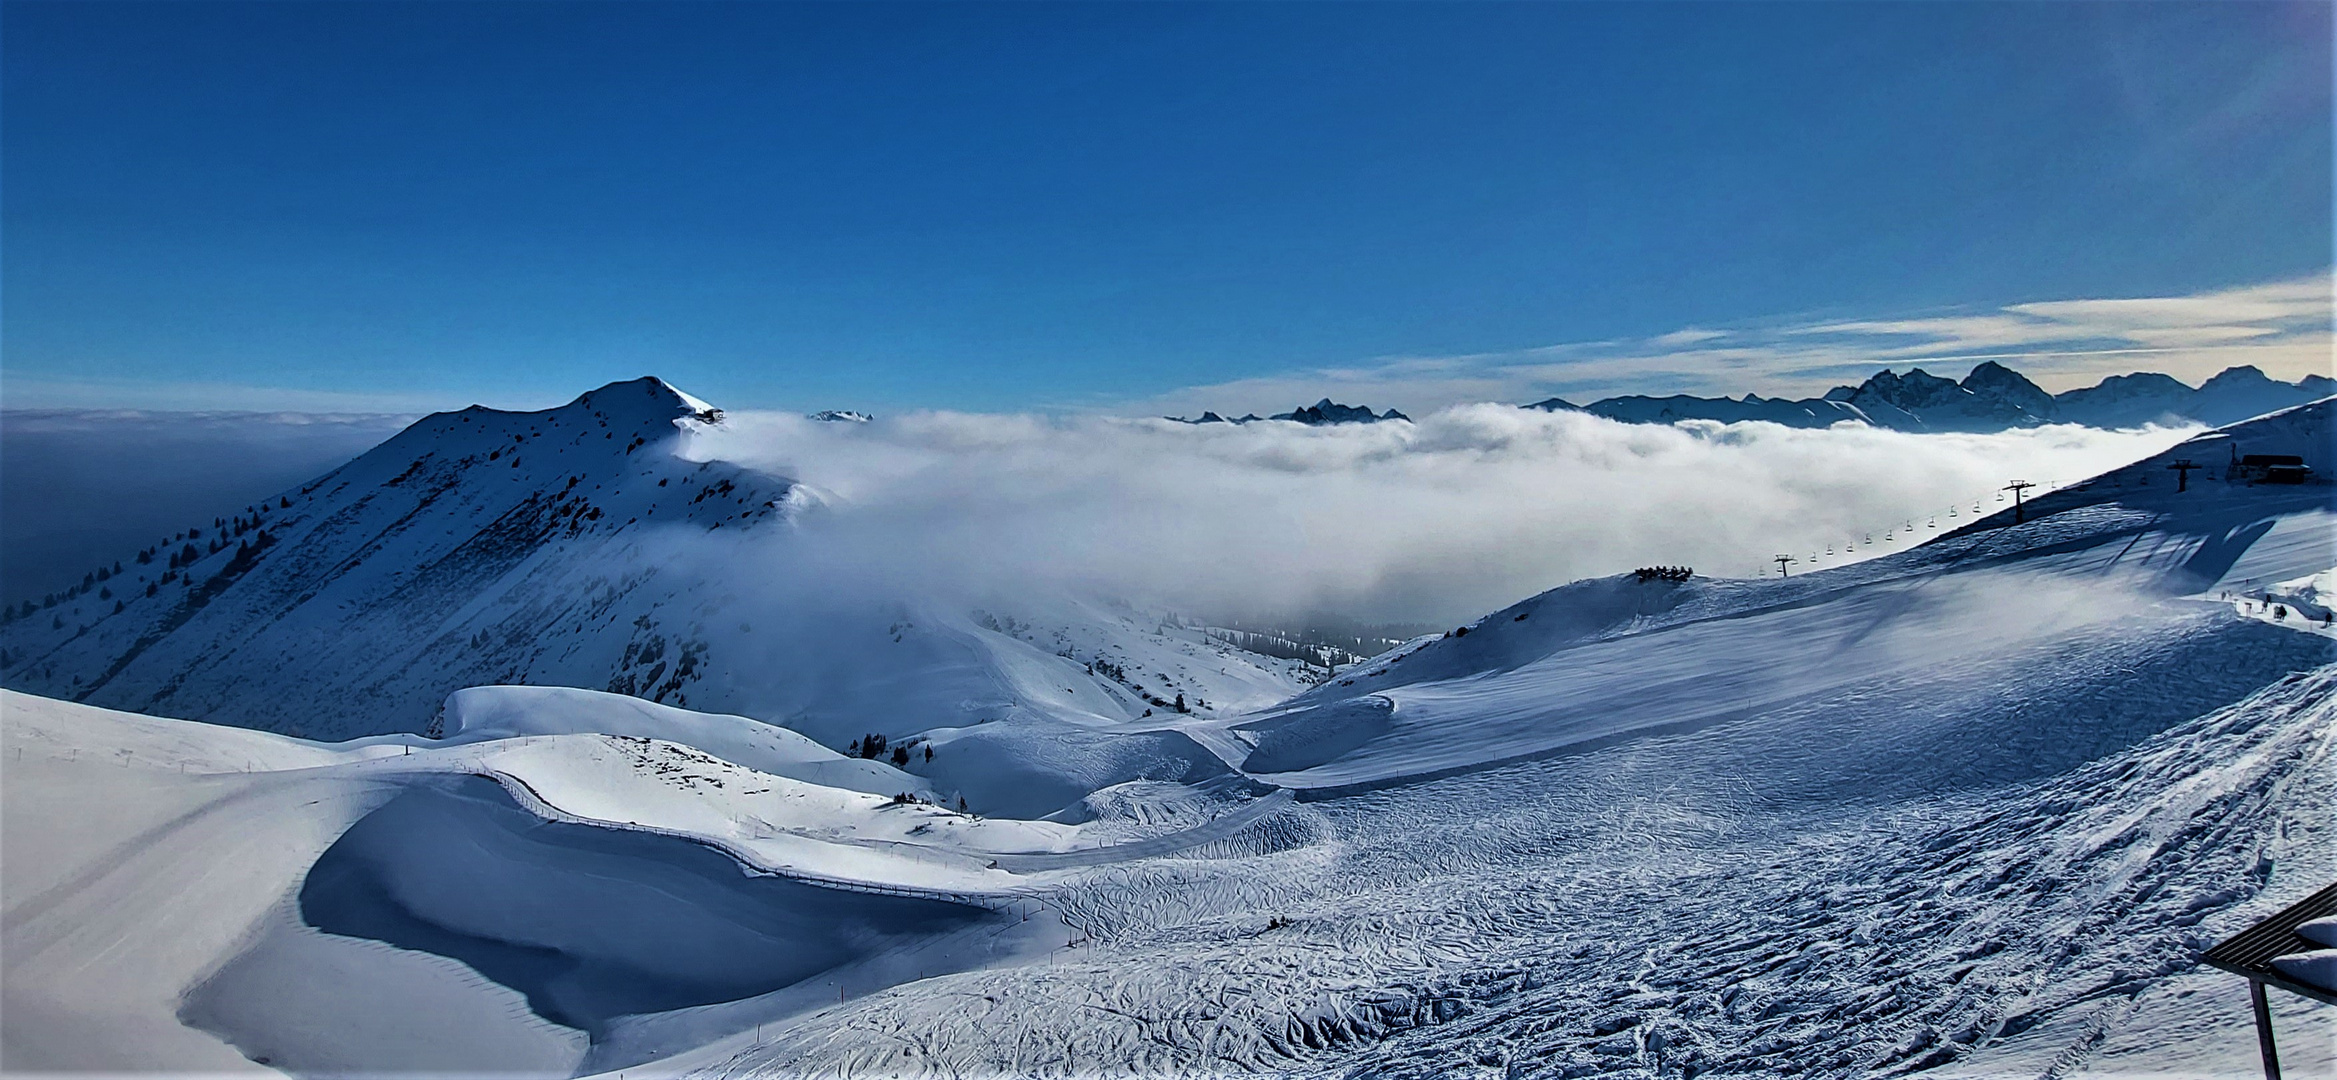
left=1275, top=399, right=1410, bottom=425
left=1168, top=399, right=1409, bottom=425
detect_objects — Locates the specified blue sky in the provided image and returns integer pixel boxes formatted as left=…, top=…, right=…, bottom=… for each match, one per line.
left=3, top=2, right=2329, bottom=415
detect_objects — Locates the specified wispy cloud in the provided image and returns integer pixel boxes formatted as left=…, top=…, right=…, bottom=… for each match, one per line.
left=1125, top=271, right=2333, bottom=417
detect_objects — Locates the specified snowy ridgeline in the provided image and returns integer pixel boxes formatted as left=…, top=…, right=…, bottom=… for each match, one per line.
left=1, top=390, right=2335, bottom=1078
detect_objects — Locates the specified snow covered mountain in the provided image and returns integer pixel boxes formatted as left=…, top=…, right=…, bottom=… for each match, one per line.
left=2056, top=365, right=2337, bottom=429
left=5, top=390, right=2333, bottom=1080
left=0, top=377, right=800, bottom=738
left=1534, top=361, right=2333, bottom=431
left=0, top=378, right=1325, bottom=813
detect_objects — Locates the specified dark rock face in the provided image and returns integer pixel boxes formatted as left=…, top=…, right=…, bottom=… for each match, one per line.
left=1272, top=399, right=1410, bottom=425
left=1169, top=400, right=1409, bottom=425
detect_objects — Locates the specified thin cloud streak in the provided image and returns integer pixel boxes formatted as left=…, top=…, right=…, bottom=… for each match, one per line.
left=1125, top=271, right=2333, bottom=418
left=0, top=374, right=526, bottom=415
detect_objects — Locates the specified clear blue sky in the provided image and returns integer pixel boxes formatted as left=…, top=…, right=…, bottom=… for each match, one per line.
left=3, top=2, right=2328, bottom=414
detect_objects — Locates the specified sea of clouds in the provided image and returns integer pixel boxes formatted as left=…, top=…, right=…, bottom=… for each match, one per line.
left=687, top=406, right=2197, bottom=624
left=0, top=402, right=2200, bottom=625
left=0, top=410, right=413, bottom=604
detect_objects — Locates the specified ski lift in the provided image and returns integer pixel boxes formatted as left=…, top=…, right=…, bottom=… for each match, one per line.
left=1825, top=545, right=1834, bottom=556
left=1927, top=516, right=1936, bottom=528
left=1948, top=506, right=1958, bottom=518
left=1996, top=491, right=2006, bottom=502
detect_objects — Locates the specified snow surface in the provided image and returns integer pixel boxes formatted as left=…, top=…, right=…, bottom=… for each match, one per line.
left=4, top=393, right=2334, bottom=1078
left=436, top=684, right=929, bottom=797
left=2271, top=950, right=2337, bottom=994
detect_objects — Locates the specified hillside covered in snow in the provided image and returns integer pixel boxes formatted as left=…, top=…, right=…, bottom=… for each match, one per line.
left=2, top=390, right=2333, bottom=1079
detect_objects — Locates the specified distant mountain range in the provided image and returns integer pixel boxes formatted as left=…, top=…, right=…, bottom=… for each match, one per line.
left=1168, top=363, right=2331, bottom=433
left=1531, top=362, right=2334, bottom=432
left=1170, top=398, right=1410, bottom=425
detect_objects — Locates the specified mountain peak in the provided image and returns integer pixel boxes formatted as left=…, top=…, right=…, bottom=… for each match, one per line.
left=1957, top=360, right=2056, bottom=414
left=2198, top=365, right=2274, bottom=391
left=570, top=377, right=722, bottom=425
left=0, top=373, right=795, bottom=735
left=1272, top=400, right=1411, bottom=425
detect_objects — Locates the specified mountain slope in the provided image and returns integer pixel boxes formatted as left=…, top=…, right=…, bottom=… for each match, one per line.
left=1232, top=398, right=2335, bottom=791
left=0, top=377, right=798, bottom=737
left=672, top=403, right=2333, bottom=1080
left=0, top=379, right=1324, bottom=816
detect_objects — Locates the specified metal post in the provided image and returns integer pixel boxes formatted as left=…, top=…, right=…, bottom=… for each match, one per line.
left=2003, top=480, right=2036, bottom=524
left=2250, top=980, right=2282, bottom=1080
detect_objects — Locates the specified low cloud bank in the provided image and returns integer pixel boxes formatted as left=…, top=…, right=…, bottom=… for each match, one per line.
left=0, top=410, right=412, bottom=604
left=690, top=407, right=2195, bottom=624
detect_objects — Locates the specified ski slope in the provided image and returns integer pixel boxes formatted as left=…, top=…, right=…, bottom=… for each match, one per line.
left=1226, top=401, right=2336, bottom=792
